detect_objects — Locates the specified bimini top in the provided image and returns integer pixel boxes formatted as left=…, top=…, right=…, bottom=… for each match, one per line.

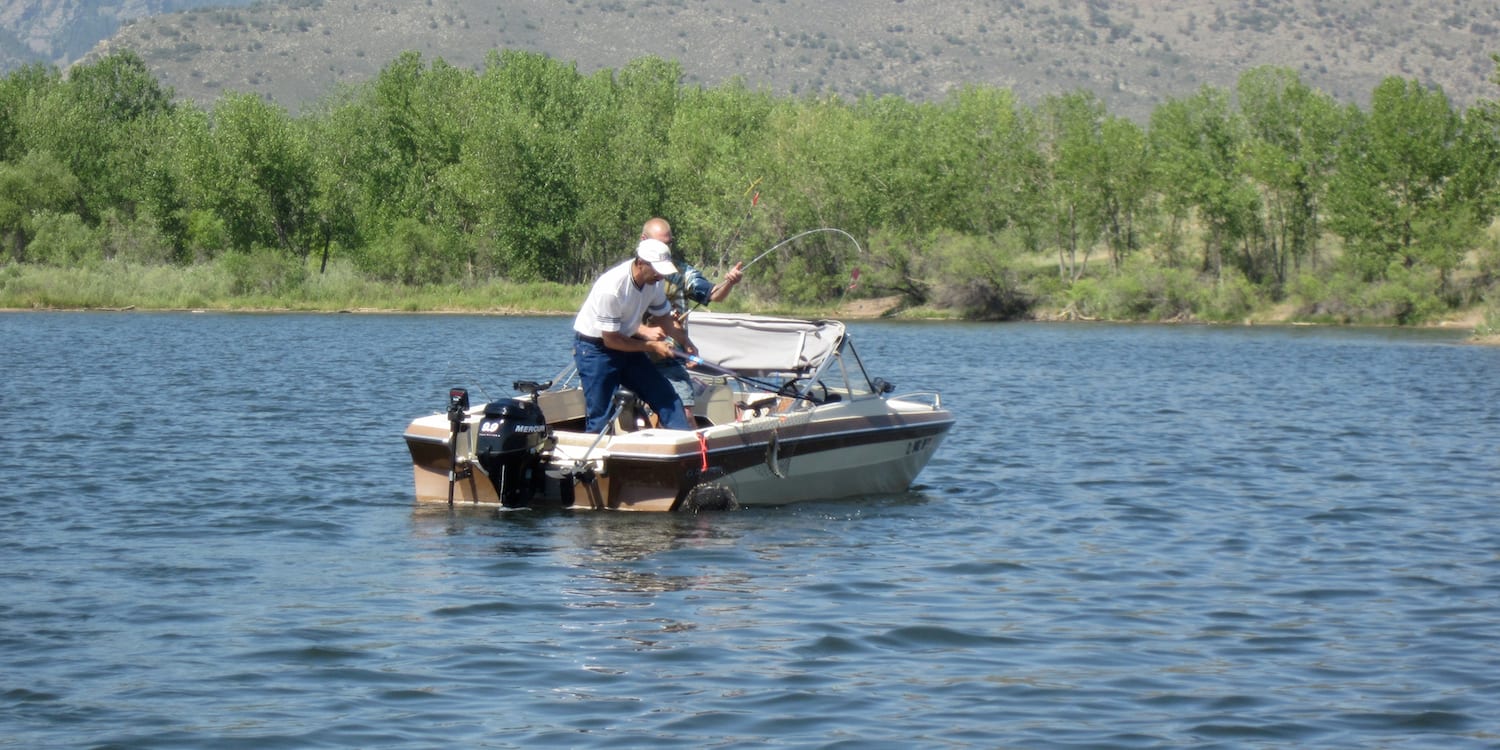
left=685, top=312, right=846, bottom=378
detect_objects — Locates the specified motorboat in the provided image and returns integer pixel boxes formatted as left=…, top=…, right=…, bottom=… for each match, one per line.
left=402, top=311, right=954, bottom=511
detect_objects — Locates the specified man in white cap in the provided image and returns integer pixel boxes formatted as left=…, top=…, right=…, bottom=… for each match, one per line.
left=635, top=216, right=744, bottom=425
left=571, top=238, right=697, bottom=432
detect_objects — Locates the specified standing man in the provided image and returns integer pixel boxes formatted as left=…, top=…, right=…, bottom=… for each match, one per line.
left=636, top=217, right=745, bottom=424
left=572, top=238, right=696, bottom=433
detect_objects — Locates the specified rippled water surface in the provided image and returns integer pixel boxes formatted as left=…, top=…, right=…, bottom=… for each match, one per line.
left=3, top=312, right=1498, bottom=748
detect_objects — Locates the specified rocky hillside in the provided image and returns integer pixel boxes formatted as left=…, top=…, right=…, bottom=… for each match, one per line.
left=10, top=0, right=1500, bottom=120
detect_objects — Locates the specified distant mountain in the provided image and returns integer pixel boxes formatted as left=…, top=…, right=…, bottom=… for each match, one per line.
left=0, top=0, right=254, bottom=71
left=8, top=0, right=1500, bottom=121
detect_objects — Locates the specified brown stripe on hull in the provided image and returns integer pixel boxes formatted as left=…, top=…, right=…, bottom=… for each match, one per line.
left=695, top=419, right=952, bottom=475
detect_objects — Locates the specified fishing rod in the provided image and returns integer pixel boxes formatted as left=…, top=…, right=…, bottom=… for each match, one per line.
left=741, top=227, right=865, bottom=272
left=671, top=350, right=817, bottom=404
left=680, top=226, right=866, bottom=318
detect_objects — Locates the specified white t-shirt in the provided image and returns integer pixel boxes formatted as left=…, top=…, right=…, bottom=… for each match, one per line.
left=573, top=259, right=672, bottom=339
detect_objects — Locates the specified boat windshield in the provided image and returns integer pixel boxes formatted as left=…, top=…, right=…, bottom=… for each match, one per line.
left=822, top=338, right=879, bottom=397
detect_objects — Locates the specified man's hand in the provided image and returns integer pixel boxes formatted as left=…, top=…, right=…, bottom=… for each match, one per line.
left=710, top=262, right=745, bottom=303
left=646, top=339, right=676, bottom=359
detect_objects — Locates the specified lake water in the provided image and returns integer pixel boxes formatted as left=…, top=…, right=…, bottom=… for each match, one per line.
left=2, top=311, right=1498, bottom=748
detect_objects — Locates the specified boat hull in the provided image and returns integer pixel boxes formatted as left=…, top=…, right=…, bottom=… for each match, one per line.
left=403, top=395, right=953, bottom=511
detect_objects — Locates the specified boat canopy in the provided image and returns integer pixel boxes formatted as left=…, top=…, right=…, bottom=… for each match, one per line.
left=685, top=312, right=846, bottom=378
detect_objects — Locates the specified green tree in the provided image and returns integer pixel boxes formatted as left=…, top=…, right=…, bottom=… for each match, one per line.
left=304, top=53, right=481, bottom=281
left=18, top=51, right=175, bottom=224
left=1236, top=66, right=1345, bottom=287
left=463, top=50, right=587, bottom=282
left=0, top=63, right=61, bottom=163
left=661, top=79, right=776, bottom=273
left=568, top=56, right=683, bottom=278
left=1039, top=91, right=1108, bottom=281
left=1095, top=113, right=1152, bottom=271
left=0, top=150, right=81, bottom=260
left=182, top=93, right=316, bottom=258
left=754, top=95, right=874, bottom=304
left=303, top=110, right=364, bottom=274
left=1326, top=78, right=1484, bottom=283
left=1035, top=92, right=1152, bottom=279
left=1149, top=85, right=1260, bottom=278
left=853, top=87, right=1041, bottom=307
left=926, top=86, right=1041, bottom=241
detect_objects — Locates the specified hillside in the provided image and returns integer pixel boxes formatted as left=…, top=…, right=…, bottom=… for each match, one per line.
left=15, top=0, right=1500, bottom=120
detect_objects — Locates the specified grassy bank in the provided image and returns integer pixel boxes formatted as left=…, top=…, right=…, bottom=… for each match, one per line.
left=3, top=258, right=1496, bottom=344
left=0, top=259, right=586, bottom=315
left=0, top=258, right=849, bottom=318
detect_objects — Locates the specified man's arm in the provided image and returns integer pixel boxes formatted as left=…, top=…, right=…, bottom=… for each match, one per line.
left=602, top=329, right=676, bottom=358
left=708, top=262, right=745, bottom=303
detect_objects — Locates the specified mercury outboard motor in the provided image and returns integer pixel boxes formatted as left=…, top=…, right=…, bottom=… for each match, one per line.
left=474, top=398, right=549, bottom=507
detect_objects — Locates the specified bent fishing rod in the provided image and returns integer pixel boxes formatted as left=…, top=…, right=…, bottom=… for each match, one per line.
left=740, top=227, right=865, bottom=271
left=670, top=350, right=818, bottom=403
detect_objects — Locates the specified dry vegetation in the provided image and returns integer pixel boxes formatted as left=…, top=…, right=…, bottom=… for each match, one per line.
left=18, top=0, right=1492, bottom=120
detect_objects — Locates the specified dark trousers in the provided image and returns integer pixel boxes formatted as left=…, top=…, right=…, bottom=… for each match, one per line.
left=573, top=337, right=690, bottom=433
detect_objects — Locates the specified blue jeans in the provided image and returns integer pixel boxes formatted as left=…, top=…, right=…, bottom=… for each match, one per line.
left=573, top=337, right=690, bottom=433
left=655, top=356, right=697, bottom=406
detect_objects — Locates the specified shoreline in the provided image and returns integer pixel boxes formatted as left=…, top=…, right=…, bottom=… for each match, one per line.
left=5, top=301, right=1495, bottom=344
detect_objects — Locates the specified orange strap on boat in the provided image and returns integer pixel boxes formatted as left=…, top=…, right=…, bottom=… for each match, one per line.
left=697, top=431, right=709, bottom=471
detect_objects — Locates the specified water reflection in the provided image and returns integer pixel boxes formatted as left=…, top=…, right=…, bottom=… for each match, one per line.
left=409, top=504, right=752, bottom=595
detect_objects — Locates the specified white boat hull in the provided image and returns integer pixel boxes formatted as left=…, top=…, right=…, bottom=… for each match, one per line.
left=404, top=392, right=952, bottom=511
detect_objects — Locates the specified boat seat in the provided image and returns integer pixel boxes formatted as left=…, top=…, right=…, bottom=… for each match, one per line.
left=697, top=380, right=737, bottom=426
left=535, top=387, right=587, bottom=426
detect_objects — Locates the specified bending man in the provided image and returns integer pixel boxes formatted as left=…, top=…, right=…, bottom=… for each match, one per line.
left=636, top=217, right=744, bottom=424
left=572, top=238, right=696, bottom=433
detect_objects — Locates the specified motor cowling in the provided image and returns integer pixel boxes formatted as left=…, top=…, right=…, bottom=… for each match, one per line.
left=474, top=398, right=549, bottom=507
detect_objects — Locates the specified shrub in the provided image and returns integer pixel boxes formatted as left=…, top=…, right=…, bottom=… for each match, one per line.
left=1290, top=268, right=1380, bottom=323
left=26, top=211, right=101, bottom=266
left=1057, top=276, right=1102, bottom=319
left=1197, top=268, right=1262, bottom=322
left=1290, top=266, right=1448, bottom=324
left=1366, top=268, right=1446, bottom=324
left=185, top=209, right=232, bottom=262
left=1089, top=259, right=1199, bottom=320
left=358, top=219, right=454, bottom=285
left=220, top=246, right=307, bottom=296
left=927, top=232, right=1033, bottom=319
left=1477, top=297, right=1500, bottom=337
left=100, top=210, right=175, bottom=265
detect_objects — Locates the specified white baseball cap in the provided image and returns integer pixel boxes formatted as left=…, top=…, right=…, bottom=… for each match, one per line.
left=635, top=238, right=678, bottom=275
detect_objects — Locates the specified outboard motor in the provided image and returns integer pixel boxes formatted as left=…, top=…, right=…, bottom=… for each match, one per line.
left=474, top=398, right=549, bottom=507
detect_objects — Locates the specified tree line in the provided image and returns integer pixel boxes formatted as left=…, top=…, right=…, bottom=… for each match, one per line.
left=2, top=49, right=1498, bottom=322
